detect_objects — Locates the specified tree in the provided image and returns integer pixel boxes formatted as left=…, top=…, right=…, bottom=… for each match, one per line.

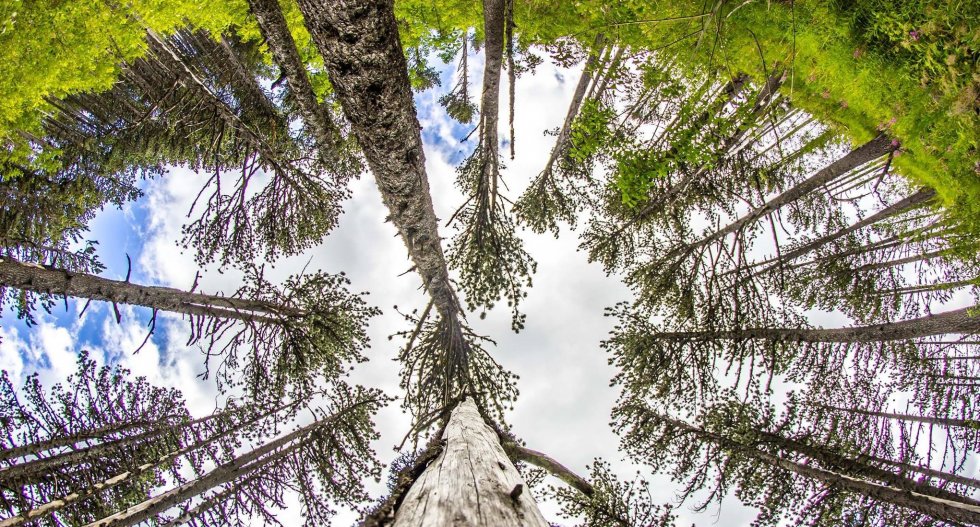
left=0, top=353, right=386, bottom=527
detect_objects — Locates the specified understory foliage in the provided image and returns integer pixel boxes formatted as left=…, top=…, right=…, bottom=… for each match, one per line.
left=1, top=0, right=978, bottom=525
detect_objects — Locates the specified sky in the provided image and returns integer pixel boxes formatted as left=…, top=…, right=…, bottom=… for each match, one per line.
left=2, top=38, right=974, bottom=526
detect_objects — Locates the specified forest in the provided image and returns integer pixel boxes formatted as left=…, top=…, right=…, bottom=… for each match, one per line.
left=0, top=0, right=978, bottom=525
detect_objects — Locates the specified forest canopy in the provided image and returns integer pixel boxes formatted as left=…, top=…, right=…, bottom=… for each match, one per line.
left=0, top=0, right=978, bottom=525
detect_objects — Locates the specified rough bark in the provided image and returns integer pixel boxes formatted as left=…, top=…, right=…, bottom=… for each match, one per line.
left=652, top=305, right=980, bottom=343
left=0, top=258, right=298, bottom=322
left=246, top=0, right=341, bottom=154
left=295, top=0, right=459, bottom=319
left=479, top=0, right=505, bottom=193
left=392, top=398, right=548, bottom=526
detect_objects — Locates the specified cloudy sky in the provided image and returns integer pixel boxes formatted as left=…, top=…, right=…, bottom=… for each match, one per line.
left=4, top=38, right=971, bottom=526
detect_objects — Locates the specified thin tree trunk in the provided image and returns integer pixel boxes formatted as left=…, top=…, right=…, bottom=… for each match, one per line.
left=0, top=418, right=175, bottom=464
left=749, top=187, right=935, bottom=274
left=82, top=397, right=375, bottom=527
left=0, top=258, right=298, bottom=323
left=649, top=410, right=980, bottom=525
left=751, top=430, right=980, bottom=504
left=479, top=0, right=505, bottom=193
left=246, top=0, right=341, bottom=156
left=538, top=33, right=605, bottom=181
left=83, top=440, right=303, bottom=527
left=295, top=0, right=459, bottom=320
left=392, top=398, right=548, bottom=526
left=652, top=305, right=980, bottom=343
left=817, top=405, right=979, bottom=429
left=678, top=134, right=894, bottom=257
left=725, top=133, right=891, bottom=229
left=854, top=249, right=948, bottom=273
left=866, top=455, right=980, bottom=490
left=0, top=402, right=291, bottom=486
left=0, top=405, right=280, bottom=527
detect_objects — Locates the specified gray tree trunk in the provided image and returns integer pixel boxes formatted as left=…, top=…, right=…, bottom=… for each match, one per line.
left=653, top=411, right=980, bottom=525
left=681, top=134, right=894, bottom=255
left=393, top=398, right=548, bottom=526
left=653, top=305, right=980, bottom=343
left=749, top=186, right=936, bottom=274
left=0, top=258, right=296, bottom=323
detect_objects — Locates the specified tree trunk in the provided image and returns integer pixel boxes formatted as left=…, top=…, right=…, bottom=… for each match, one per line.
left=682, top=134, right=894, bottom=255
left=749, top=187, right=935, bottom=274
left=854, top=249, right=948, bottom=273
left=650, top=410, right=980, bottom=525
left=0, top=258, right=297, bottom=323
left=0, top=418, right=174, bottom=464
left=751, top=430, right=980, bottom=504
left=296, top=0, right=459, bottom=320
left=246, top=0, right=341, bottom=156
left=479, top=0, right=505, bottom=163
left=537, top=33, right=605, bottom=181
left=392, top=398, right=548, bottom=526
left=652, top=305, right=980, bottom=343
left=0, top=404, right=277, bottom=527
left=817, top=405, right=979, bottom=429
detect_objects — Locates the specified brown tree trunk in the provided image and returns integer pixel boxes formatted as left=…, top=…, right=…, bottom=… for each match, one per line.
left=295, top=0, right=460, bottom=320
left=392, top=398, right=548, bottom=526
left=653, top=305, right=980, bottom=343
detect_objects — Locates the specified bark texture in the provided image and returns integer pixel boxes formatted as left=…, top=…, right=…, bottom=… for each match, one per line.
left=295, top=0, right=459, bottom=319
left=392, top=398, right=548, bottom=526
